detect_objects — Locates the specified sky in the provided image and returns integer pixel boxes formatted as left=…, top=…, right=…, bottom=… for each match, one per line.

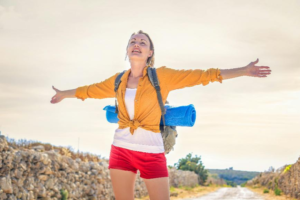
left=0, top=0, right=299, bottom=172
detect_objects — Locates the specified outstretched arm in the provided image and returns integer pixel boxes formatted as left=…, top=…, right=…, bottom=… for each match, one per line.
left=50, top=87, right=77, bottom=104
left=51, top=72, right=119, bottom=104
left=160, top=67, right=223, bottom=91
left=220, top=58, right=271, bottom=80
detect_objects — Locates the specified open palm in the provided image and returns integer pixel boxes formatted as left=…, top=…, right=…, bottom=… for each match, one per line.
left=245, top=58, right=272, bottom=78
left=50, top=86, right=64, bottom=104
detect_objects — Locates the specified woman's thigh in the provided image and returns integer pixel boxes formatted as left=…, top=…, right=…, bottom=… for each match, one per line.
left=143, top=177, right=170, bottom=200
left=133, top=151, right=170, bottom=199
left=109, top=168, right=137, bottom=200
left=108, top=144, right=138, bottom=200
left=134, top=151, right=169, bottom=180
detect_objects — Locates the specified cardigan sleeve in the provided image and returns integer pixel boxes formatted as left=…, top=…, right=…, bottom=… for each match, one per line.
left=75, top=72, right=119, bottom=101
left=161, top=66, right=223, bottom=91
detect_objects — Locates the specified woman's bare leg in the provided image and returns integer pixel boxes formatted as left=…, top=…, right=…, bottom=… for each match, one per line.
left=109, top=169, right=137, bottom=200
left=143, top=177, right=170, bottom=200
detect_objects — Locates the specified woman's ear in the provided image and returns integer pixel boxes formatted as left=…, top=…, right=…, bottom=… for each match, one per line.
left=149, top=50, right=153, bottom=57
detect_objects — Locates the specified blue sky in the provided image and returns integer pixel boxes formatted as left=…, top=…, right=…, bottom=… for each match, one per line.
left=0, top=0, right=299, bottom=172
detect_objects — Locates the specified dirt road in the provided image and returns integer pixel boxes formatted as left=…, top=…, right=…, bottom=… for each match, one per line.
left=183, top=186, right=264, bottom=200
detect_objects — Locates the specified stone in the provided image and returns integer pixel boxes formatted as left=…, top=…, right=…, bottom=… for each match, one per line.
left=0, top=175, right=13, bottom=193
left=0, top=136, right=205, bottom=199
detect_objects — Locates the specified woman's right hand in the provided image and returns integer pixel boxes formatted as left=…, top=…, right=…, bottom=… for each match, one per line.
left=51, top=86, right=65, bottom=104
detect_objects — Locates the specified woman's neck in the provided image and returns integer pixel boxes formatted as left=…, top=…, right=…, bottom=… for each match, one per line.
left=129, top=62, right=147, bottom=78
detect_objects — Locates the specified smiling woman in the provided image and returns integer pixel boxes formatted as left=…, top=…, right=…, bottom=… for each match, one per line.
left=125, top=31, right=155, bottom=70
left=50, top=30, right=271, bottom=200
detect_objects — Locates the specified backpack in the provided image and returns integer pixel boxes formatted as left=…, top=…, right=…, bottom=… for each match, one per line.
left=114, top=67, right=178, bottom=155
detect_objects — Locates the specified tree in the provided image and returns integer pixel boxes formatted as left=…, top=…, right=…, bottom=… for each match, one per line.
left=266, top=166, right=275, bottom=173
left=174, top=153, right=208, bottom=185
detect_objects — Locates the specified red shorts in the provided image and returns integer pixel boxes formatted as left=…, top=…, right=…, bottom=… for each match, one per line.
left=108, top=144, right=169, bottom=179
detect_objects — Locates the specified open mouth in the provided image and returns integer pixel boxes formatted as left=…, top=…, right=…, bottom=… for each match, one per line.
left=132, top=49, right=141, bottom=53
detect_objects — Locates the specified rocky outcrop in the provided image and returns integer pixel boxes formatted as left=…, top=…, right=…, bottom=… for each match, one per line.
left=169, top=168, right=198, bottom=187
left=0, top=136, right=198, bottom=199
left=246, top=157, right=300, bottom=199
left=205, top=176, right=227, bottom=186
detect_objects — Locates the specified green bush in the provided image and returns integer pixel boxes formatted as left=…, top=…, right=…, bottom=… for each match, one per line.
left=174, top=153, right=208, bottom=185
left=240, top=182, right=246, bottom=187
left=178, top=185, right=192, bottom=191
left=274, top=188, right=282, bottom=196
left=263, top=189, right=269, bottom=193
left=268, top=181, right=272, bottom=188
left=225, top=180, right=237, bottom=187
left=184, top=186, right=193, bottom=191
left=274, top=177, right=278, bottom=185
left=60, top=189, right=69, bottom=200
left=169, top=186, right=176, bottom=192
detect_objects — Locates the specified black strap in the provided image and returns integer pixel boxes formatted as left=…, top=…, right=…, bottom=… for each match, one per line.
left=147, top=67, right=166, bottom=128
left=114, top=68, right=167, bottom=130
left=114, top=70, right=126, bottom=113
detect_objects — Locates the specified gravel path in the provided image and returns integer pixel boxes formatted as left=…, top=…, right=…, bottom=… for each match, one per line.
left=183, top=186, right=264, bottom=200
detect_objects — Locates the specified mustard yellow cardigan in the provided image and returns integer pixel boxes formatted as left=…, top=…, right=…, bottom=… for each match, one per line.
left=75, top=65, right=223, bottom=134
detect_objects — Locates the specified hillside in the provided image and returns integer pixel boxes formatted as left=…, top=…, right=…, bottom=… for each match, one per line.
left=207, top=168, right=260, bottom=186
left=246, top=156, right=300, bottom=199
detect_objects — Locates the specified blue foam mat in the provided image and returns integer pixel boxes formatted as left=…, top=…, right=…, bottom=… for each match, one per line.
left=103, top=104, right=196, bottom=127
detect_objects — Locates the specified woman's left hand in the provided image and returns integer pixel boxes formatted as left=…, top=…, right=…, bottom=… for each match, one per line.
left=244, top=58, right=272, bottom=78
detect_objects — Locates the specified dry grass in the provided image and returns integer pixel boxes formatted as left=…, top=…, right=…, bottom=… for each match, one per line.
left=5, top=136, right=106, bottom=163
left=246, top=185, right=298, bottom=200
left=135, top=184, right=224, bottom=200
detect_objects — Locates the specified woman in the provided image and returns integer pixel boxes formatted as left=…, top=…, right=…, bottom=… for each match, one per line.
left=50, top=30, right=271, bottom=200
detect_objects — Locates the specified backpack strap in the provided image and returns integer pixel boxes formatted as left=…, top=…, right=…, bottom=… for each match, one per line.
left=114, top=68, right=167, bottom=128
left=114, top=70, right=126, bottom=113
left=147, top=67, right=166, bottom=128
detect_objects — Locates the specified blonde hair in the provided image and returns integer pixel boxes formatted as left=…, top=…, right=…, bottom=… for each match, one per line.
left=125, top=30, right=155, bottom=67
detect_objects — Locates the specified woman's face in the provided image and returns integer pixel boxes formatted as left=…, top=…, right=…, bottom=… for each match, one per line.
left=127, top=34, right=153, bottom=64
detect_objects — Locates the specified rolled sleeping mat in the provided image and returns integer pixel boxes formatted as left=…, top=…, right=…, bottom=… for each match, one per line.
left=103, top=104, right=196, bottom=127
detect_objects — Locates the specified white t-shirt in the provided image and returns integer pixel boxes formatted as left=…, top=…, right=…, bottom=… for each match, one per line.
left=112, top=88, right=165, bottom=153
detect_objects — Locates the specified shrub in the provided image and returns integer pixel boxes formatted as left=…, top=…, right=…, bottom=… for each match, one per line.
left=274, top=188, right=282, bottom=196
left=274, top=177, right=278, bottom=185
left=263, top=189, right=269, bottom=193
left=268, top=181, right=272, bottom=188
left=174, top=153, right=208, bottom=185
left=184, top=186, right=193, bottom=191
left=240, top=182, right=246, bottom=187
left=222, top=184, right=230, bottom=187
left=169, top=186, right=176, bottom=192
left=60, top=189, right=69, bottom=200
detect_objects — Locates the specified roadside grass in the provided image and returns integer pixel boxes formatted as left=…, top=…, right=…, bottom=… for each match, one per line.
left=246, top=184, right=296, bottom=200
